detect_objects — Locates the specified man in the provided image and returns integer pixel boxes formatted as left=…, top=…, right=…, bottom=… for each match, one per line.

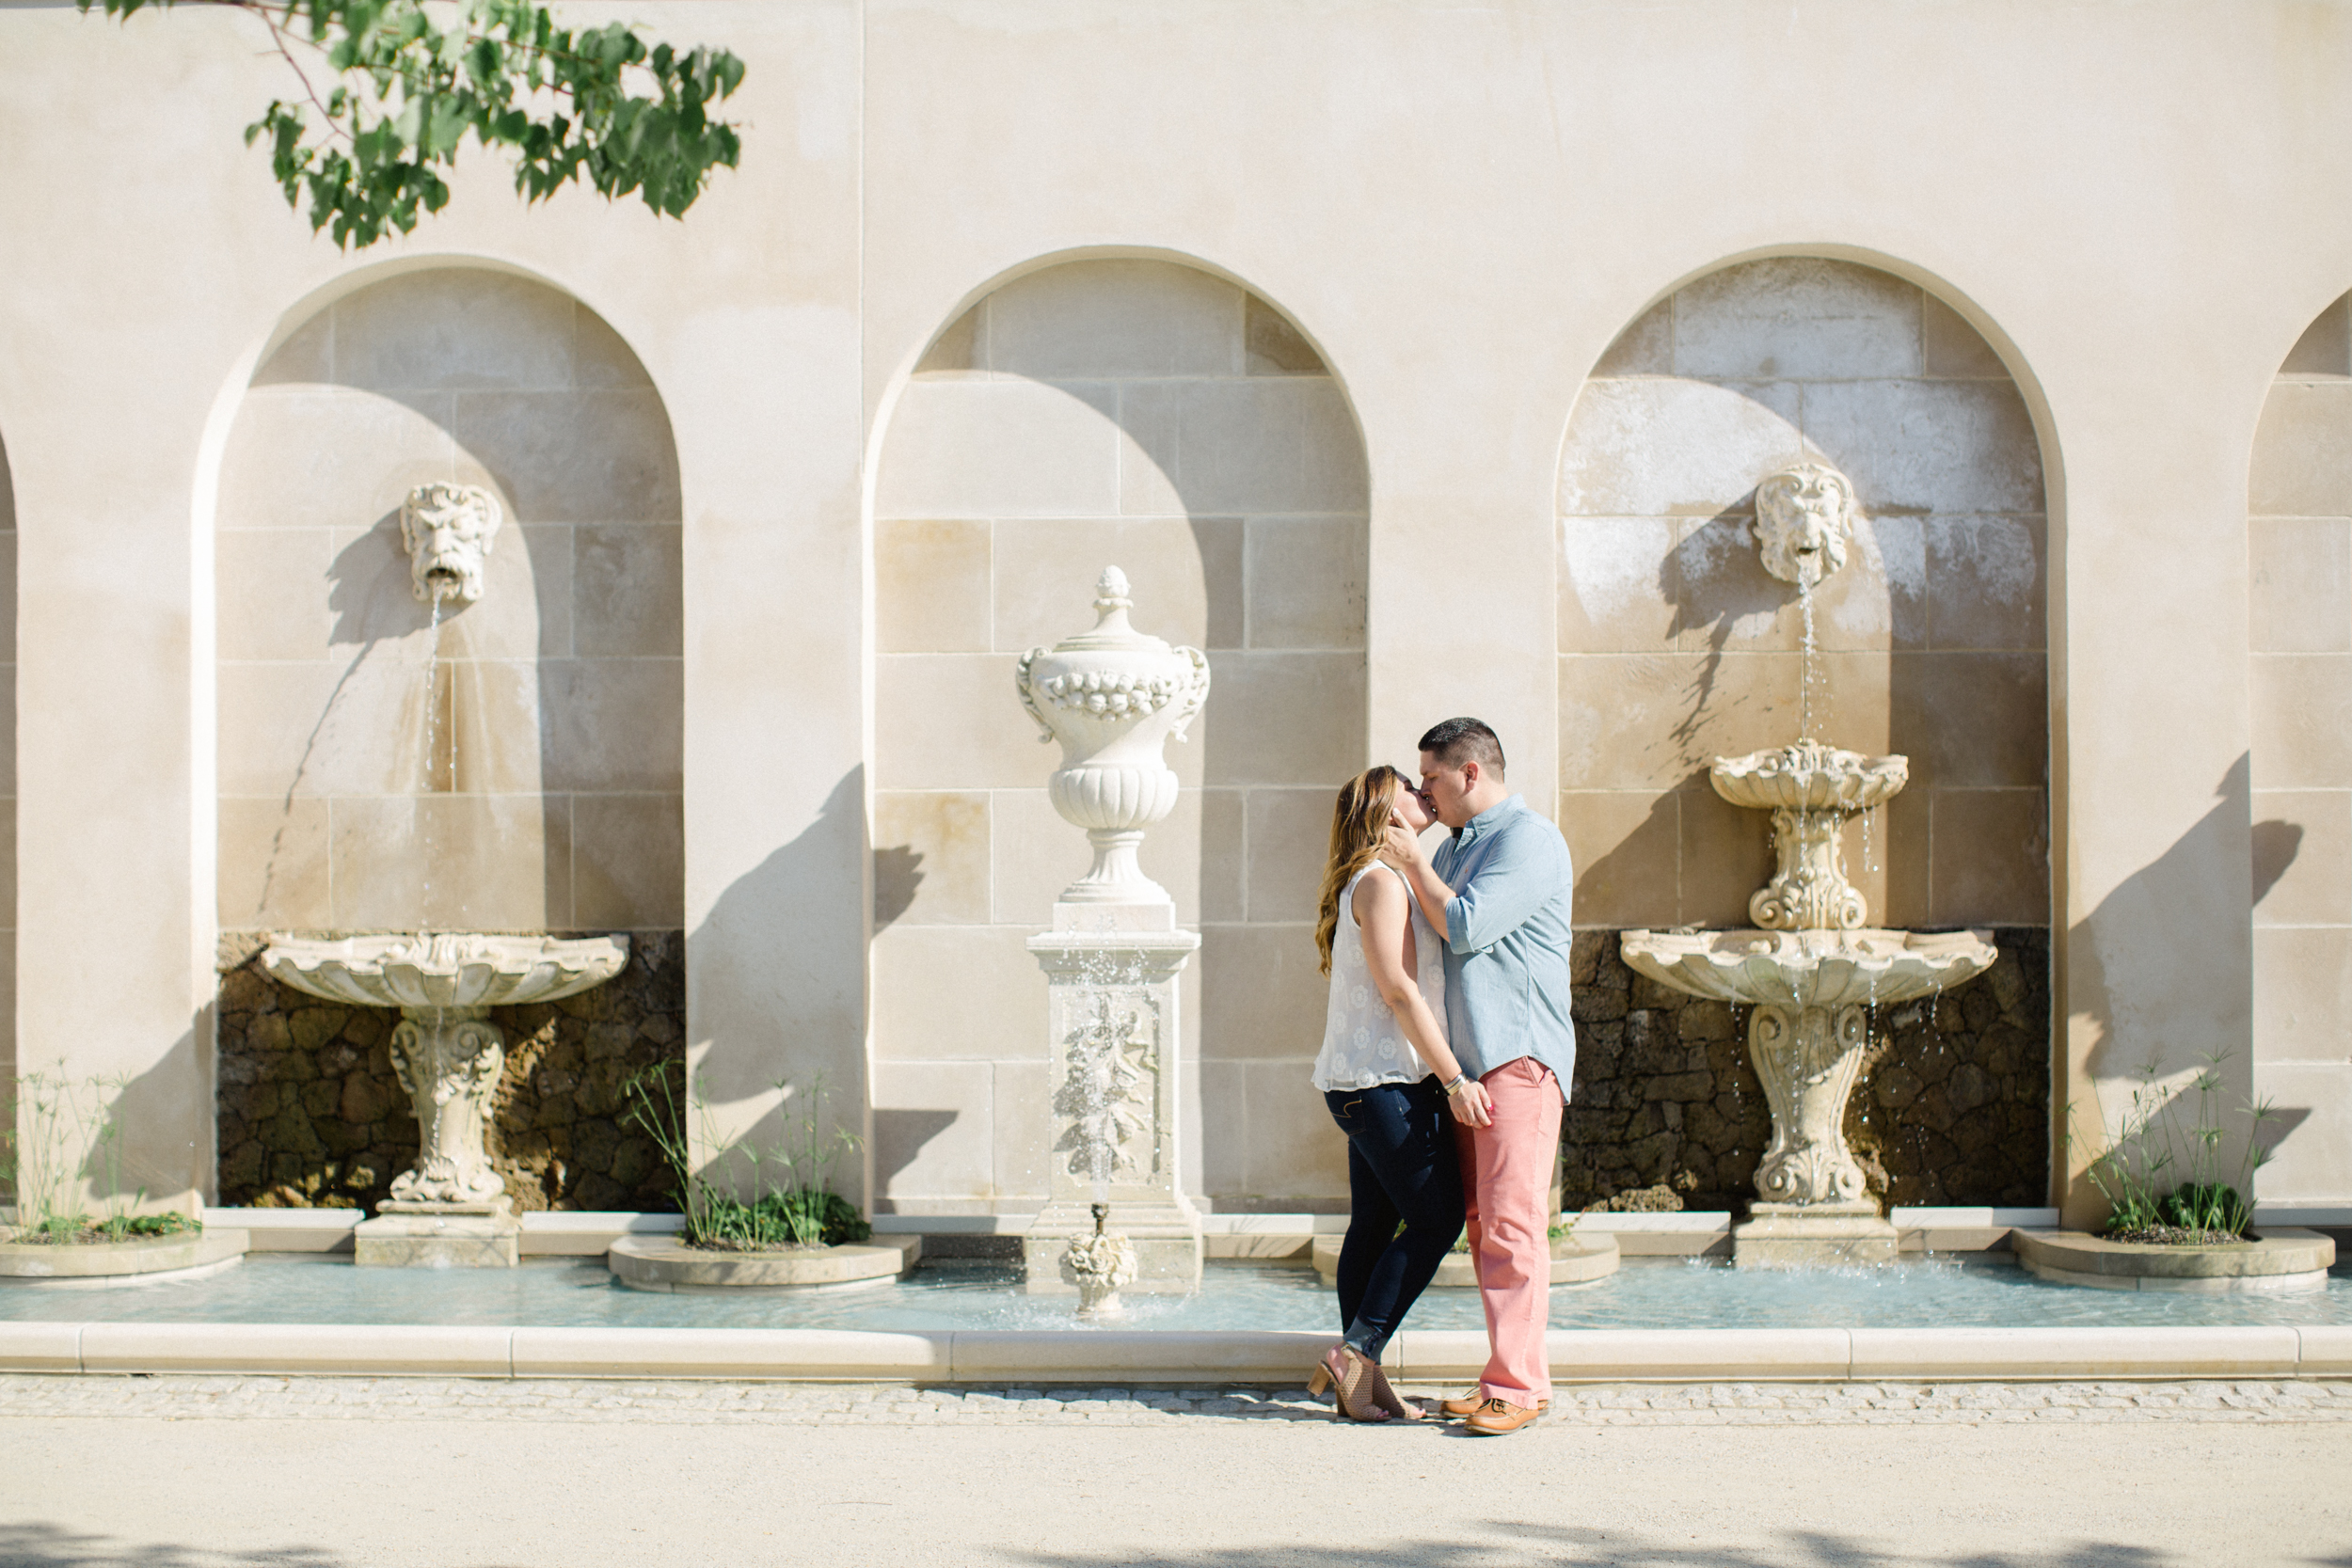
left=1382, top=717, right=1575, bottom=1436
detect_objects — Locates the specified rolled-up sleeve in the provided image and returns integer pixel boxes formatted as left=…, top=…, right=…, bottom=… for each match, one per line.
left=1443, top=823, right=1566, bottom=954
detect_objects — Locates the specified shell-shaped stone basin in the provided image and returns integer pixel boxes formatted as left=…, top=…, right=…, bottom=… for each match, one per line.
left=1618, top=927, right=1995, bottom=1009
left=261, top=932, right=629, bottom=1012
left=1709, top=740, right=1909, bottom=814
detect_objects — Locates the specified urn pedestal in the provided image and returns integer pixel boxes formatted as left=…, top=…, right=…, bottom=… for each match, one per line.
left=1023, top=904, right=1204, bottom=1293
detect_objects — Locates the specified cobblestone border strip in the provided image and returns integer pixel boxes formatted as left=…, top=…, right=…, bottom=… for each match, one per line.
left=0, top=1373, right=2347, bottom=1426
left=0, top=1323, right=2346, bottom=1382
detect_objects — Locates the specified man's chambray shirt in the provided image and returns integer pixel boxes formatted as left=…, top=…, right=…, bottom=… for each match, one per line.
left=1431, top=794, right=1576, bottom=1101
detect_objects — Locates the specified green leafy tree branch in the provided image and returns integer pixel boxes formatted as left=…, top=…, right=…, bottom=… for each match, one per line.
left=82, top=0, right=747, bottom=248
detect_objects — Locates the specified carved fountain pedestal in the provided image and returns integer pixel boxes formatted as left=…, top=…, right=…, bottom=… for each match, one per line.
left=261, top=932, right=628, bottom=1266
left=1625, top=741, right=1994, bottom=1266
left=1015, top=568, right=1210, bottom=1295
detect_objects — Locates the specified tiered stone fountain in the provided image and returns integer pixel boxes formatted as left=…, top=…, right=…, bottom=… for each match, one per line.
left=258, top=484, right=629, bottom=1267
left=262, top=933, right=628, bottom=1264
left=1621, top=463, right=1997, bottom=1268
left=1013, top=567, right=1212, bottom=1302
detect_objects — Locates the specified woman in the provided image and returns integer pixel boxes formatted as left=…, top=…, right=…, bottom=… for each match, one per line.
left=1307, top=765, right=1493, bottom=1423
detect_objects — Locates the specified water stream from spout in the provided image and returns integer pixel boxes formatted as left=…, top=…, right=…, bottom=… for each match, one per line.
left=419, top=594, right=446, bottom=920
left=1797, top=575, right=1820, bottom=738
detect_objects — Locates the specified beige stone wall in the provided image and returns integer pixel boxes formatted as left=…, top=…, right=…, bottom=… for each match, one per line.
left=870, top=260, right=1366, bottom=1211
left=0, top=435, right=12, bottom=1094
left=214, top=268, right=683, bottom=934
left=1558, top=259, right=2050, bottom=931
left=2249, top=293, right=2352, bottom=1202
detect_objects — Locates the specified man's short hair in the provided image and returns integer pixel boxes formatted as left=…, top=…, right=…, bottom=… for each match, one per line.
left=1418, top=717, right=1506, bottom=777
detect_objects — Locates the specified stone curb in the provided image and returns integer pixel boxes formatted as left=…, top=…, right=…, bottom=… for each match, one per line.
left=1, top=1323, right=2345, bottom=1383
left=0, top=1230, right=249, bottom=1282
left=2014, top=1229, right=2336, bottom=1293
left=606, top=1235, right=920, bottom=1292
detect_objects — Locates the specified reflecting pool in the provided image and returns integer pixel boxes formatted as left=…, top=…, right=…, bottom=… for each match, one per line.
left=1, top=1255, right=2346, bottom=1332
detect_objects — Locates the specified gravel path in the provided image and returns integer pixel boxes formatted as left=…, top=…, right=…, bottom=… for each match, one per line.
left=1, top=1371, right=2346, bottom=1425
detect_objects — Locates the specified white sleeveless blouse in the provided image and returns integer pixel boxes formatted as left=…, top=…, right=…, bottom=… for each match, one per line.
left=1312, top=862, right=1449, bottom=1092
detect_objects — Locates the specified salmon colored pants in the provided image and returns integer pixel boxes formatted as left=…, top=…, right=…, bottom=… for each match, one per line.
left=1456, top=1057, right=1564, bottom=1406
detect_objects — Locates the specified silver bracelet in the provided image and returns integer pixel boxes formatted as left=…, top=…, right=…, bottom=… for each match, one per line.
left=1441, top=1073, right=1468, bottom=1096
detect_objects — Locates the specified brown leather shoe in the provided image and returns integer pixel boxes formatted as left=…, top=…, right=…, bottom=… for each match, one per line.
left=1441, top=1390, right=1549, bottom=1418
left=1462, top=1397, right=1543, bottom=1435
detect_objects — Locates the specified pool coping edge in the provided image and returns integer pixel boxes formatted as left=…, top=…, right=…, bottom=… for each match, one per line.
left=0, top=1323, right=2345, bottom=1383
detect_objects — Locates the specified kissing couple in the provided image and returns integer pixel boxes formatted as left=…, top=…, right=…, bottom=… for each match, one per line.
left=1305, top=718, right=1578, bottom=1435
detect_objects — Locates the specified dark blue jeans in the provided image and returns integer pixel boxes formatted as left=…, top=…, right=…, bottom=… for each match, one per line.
left=1325, top=1076, right=1465, bottom=1360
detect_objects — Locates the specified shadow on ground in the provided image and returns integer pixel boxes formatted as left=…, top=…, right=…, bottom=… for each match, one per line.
left=0, top=1526, right=350, bottom=1568
left=1013, top=1528, right=2228, bottom=1568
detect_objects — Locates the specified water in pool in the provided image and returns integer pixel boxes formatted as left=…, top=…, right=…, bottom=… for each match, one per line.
left=1, top=1255, right=2346, bottom=1332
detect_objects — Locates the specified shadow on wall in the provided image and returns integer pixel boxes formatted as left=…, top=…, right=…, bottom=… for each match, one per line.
left=872, top=1108, right=959, bottom=1191
left=1661, top=499, right=1777, bottom=738
left=872, top=844, right=924, bottom=929
left=2064, top=755, right=2308, bottom=1206
left=690, top=768, right=870, bottom=1171
left=2251, top=817, right=2305, bottom=904
left=5, top=1025, right=209, bottom=1212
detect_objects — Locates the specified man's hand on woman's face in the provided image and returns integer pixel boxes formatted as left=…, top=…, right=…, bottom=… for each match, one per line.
left=1381, top=811, right=1425, bottom=867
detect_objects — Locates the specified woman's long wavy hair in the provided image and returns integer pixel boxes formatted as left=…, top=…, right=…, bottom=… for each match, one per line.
left=1315, top=765, right=1406, bottom=976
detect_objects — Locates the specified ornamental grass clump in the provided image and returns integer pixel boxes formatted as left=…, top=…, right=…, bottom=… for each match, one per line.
left=0, top=1064, right=202, bottom=1244
left=622, top=1062, right=869, bottom=1252
left=2069, top=1050, right=2278, bottom=1246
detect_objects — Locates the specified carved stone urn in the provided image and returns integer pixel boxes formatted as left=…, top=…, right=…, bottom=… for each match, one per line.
left=1015, top=566, right=1211, bottom=905
left=261, top=931, right=628, bottom=1265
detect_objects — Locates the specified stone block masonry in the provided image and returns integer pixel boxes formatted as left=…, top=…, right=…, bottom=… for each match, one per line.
left=1565, top=929, right=2050, bottom=1212
left=215, top=931, right=685, bottom=1212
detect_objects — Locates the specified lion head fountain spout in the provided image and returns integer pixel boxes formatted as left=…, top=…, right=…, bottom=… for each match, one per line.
left=400, top=483, right=502, bottom=606
left=1620, top=460, right=1996, bottom=1267
left=1754, top=461, right=1857, bottom=592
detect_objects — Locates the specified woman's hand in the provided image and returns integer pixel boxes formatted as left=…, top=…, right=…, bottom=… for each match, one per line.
left=1447, top=1077, right=1494, bottom=1129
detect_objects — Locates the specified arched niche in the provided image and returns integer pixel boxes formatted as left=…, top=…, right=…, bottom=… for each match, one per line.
left=1555, top=254, right=2053, bottom=1211
left=868, top=256, right=1368, bottom=1214
left=2246, top=291, right=2352, bottom=1204
left=211, top=262, right=685, bottom=1212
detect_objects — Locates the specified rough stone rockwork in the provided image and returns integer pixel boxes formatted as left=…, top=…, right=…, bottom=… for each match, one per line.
left=1565, top=928, right=2051, bottom=1212
left=215, top=931, right=685, bottom=1212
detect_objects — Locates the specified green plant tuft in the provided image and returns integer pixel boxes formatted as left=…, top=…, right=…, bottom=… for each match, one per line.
left=621, top=1062, right=866, bottom=1252
left=2064, top=1051, right=2277, bottom=1245
left=2, top=1063, right=199, bottom=1244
